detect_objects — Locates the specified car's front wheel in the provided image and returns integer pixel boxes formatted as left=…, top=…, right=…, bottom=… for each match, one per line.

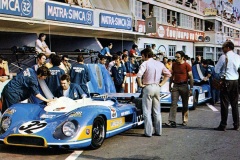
left=90, top=116, right=105, bottom=149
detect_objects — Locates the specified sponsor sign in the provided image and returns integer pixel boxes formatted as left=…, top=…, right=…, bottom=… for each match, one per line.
left=0, top=0, right=33, bottom=17
left=107, top=117, right=125, bottom=130
left=99, top=13, right=132, bottom=30
left=136, top=20, right=145, bottom=33
left=204, top=8, right=217, bottom=16
left=155, top=25, right=205, bottom=42
left=45, top=2, right=93, bottom=25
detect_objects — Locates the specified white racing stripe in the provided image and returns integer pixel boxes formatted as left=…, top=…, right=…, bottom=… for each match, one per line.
left=206, top=103, right=218, bottom=112
left=65, top=151, right=83, bottom=160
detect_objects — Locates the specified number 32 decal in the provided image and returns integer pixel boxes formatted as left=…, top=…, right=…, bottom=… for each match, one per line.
left=19, top=121, right=47, bottom=134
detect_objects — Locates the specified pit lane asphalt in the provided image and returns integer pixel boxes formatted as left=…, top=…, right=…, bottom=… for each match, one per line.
left=1, top=103, right=240, bottom=160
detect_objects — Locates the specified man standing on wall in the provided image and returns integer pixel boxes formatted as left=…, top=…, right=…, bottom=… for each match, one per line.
left=166, top=51, right=194, bottom=127
left=214, top=41, right=240, bottom=131
left=137, top=48, right=171, bottom=137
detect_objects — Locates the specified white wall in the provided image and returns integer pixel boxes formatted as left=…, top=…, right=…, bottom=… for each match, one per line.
left=137, top=37, right=194, bottom=58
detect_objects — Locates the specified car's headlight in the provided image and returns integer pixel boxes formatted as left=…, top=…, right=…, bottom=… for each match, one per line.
left=1, top=117, right=11, bottom=131
left=62, top=121, right=76, bottom=137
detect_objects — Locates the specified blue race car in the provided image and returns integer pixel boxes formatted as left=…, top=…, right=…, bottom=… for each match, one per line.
left=0, top=96, right=143, bottom=149
left=158, top=63, right=212, bottom=109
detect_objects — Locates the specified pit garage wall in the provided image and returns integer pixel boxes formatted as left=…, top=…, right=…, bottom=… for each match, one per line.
left=137, top=38, right=194, bottom=59
left=0, top=31, right=134, bottom=60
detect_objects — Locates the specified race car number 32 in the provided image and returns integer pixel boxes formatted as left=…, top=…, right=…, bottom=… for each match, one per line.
left=19, top=121, right=47, bottom=134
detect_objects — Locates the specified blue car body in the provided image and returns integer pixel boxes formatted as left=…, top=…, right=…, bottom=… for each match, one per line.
left=0, top=64, right=142, bottom=149
left=0, top=97, right=143, bottom=149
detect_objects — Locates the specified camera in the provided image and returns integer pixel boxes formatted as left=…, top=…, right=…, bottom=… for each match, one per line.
left=220, top=74, right=226, bottom=80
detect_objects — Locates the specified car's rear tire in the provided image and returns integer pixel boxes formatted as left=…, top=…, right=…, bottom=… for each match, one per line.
left=90, top=116, right=105, bottom=149
left=192, top=92, right=198, bottom=110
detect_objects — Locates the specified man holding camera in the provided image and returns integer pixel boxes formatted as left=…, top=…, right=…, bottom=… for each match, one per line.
left=214, top=41, right=240, bottom=131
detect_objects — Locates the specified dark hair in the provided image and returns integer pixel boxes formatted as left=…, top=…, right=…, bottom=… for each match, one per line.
left=38, top=33, right=46, bottom=40
left=61, top=55, right=68, bottom=61
left=60, top=74, right=70, bottom=82
left=116, top=51, right=122, bottom=56
left=140, top=48, right=153, bottom=58
left=77, top=54, right=84, bottom=62
left=152, top=44, right=156, bottom=48
left=122, top=54, right=128, bottom=60
left=202, top=59, right=209, bottom=65
left=37, top=53, right=46, bottom=59
left=99, top=55, right=106, bottom=60
left=0, top=57, right=3, bottom=63
left=112, top=54, right=120, bottom=61
left=224, top=40, right=234, bottom=50
left=184, top=55, right=189, bottom=59
left=132, top=44, right=138, bottom=49
left=51, top=55, right=61, bottom=66
left=175, top=51, right=185, bottom=58
left=49, top=53, right=55, bottom=60
left=123, top=49, right=128, bottom=52
left=167, top=59, right=172, bottom=62
left=37, top=66, right=51, bottom=77
left=108, top=43, right=113, bottom=47
left=163, top=57, right=168, bottom=60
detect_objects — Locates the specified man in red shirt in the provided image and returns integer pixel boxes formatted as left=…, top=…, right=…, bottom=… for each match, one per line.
left=166, top=51, right=194, bottom=127
left=0, top=57, right=8, bottom=82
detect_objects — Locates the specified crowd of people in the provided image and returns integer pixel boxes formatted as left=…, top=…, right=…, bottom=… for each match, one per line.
left=1, top=33, right=240, bottom=137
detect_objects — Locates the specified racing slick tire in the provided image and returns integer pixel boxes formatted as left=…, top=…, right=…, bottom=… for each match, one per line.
left=90, top=116, right=106, bottom=149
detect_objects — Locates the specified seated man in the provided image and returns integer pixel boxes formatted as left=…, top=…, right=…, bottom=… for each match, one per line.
left=55, top=74, right=86, bottom=100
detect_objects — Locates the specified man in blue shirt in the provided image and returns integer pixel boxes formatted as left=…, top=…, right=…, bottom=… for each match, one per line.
left=45, top=55, right=65, bottom=95
left=1, top=66, right=52, bottom=113
left=100, top=43, right=113, bottom=62
left=55, top=74, right=86, bottom=100
left=111, top=56, right=126, bottom=93
left=201, top=60, right=220, bottom=105
left=214, top=41, right=240, bottom=131
left=70, top=54, right=91, bottom=96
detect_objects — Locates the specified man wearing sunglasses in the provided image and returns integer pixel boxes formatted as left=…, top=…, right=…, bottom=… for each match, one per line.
left=166, top=51, right=193, bottom=127
left=214, top=41, right=240, bottom=131
left=61, top=55, right=71, bottom=74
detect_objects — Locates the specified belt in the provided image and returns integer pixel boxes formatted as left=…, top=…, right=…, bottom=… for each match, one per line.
left=174, top=81, right=188, bottom=85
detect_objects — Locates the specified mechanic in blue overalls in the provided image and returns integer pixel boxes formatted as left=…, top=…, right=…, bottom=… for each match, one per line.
left=70, top=54, right=91, bottom=96
left=202, top=59, right=220, bottom=105
left=1, top=66, right=52, bottom=113
left=55, top=74, right=86, bottom=100
left=45, top=54, right=65, bottom=95
left=111, top=56, right=126, bottom=93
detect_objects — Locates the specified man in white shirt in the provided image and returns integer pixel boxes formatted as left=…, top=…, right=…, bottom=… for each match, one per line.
left=214, top=41, right=240, bottom=131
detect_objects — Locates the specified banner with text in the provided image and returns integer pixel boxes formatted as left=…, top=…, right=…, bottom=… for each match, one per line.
left=154, top=25, right=205, bottom=42
left=0, top=0, right=33, bottom=17
left=99, top=13, right=132, bottom=30
left=45, top=2, right=93, bottom=25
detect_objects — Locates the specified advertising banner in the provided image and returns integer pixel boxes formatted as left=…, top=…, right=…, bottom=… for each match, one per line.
left=0, top=0, right=33, bottom=17
left=99, top=13, right=132, bottom=30
left=45, top=2, right=93, bottom=25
